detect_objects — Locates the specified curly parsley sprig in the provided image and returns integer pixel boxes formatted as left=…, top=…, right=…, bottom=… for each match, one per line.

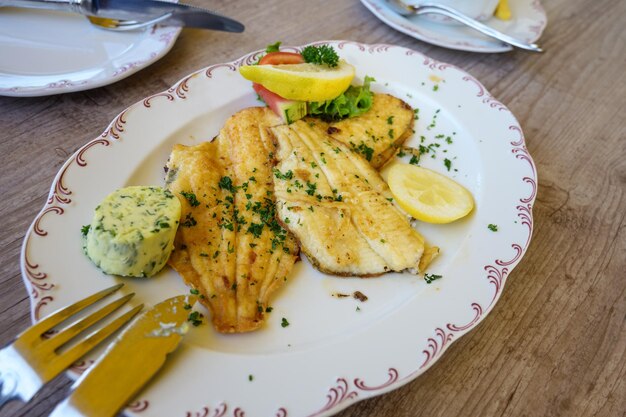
left=301, top=45, right=339, bottom=67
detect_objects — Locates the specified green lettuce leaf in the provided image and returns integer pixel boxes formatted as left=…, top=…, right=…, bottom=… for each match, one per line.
left=308, top=76, right=375, bottom=121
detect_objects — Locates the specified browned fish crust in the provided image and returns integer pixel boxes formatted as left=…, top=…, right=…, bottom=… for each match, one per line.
left=166, top=107, right=299, bottom=333
left=326, top=93, right=415, bottom=169
left=269, top=120, right=431, bottom=277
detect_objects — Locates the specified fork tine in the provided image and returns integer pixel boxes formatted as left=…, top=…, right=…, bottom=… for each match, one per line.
left=21, top=284, right=124, bottom=342
left=45, top=304, right=144, bottom=380
left=45, top=293, right=135, bottom=350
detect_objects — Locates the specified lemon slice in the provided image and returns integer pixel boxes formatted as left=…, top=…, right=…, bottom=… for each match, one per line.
left=495, top=0, right=512, bottom=20
left=387, top=164, right=474, bottom=224
left=239, top=60, right=355, bottom=101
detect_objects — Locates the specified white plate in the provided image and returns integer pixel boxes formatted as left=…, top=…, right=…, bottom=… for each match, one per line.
left=21, top=41, right=536, bottom=416
left=0, top=8, right=181, bottom=97
left=361, top=0, right=547, bottom=52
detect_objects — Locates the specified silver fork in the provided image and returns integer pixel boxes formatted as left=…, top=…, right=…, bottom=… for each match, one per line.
left=0, top=283, right=142, bottom=407
left=385, top=0, right=543, bottom=52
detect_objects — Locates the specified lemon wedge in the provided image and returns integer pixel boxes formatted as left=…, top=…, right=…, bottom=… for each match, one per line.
left=239, top=60, right=355, bottom=101
left=387, top=164, right=474, bottom=224
left=495, top=0, right=512, bottom=20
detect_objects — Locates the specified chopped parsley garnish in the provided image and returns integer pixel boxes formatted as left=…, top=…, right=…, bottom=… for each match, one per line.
left=424, top=273, right=443, bottom=284
left=220, top=221, right=234, bottom=231
left=409, top=155, right=420, bottom=165
left=187, top=311, right=203, bottom=326
left=180, top=191, right=200, bottom=207
left=350, top=141, right=374, bottom=161
left=81, top=224, right=90, bottom=236
left=248, top=374, right=254, bottom=382
left=190, top=288, right=200, bottom=295
left=488, top=224, right=498, bottom=232
left=218, top=176, right=235, bottom=192
left=273, top=169, right=294, bottom=180
left=181, top=213, right=197, bottom=227
left=444, top=158, right=452, bottom=171
left=387, top=116, right=394, bottom=125
left=248, top=222, right=264, bottom=238
left=427, top=109, right=441, bottom=130
left=281, top=317, right=290, bottom=328
left=305, top=181, right=317, bottom=196
left=301, top=45, right=339, bottom=67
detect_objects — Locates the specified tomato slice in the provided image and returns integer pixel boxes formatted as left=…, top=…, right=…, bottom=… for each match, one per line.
left=259, top=51, right=305, bottom=65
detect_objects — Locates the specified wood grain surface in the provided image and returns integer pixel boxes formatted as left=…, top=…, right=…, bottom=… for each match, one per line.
left=1, top=0, right=624, bottom=416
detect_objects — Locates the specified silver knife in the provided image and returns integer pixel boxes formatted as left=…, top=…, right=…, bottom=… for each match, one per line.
left=49, top=294, right=198, bottom=417
left=0, top=0, right=244, bottom=32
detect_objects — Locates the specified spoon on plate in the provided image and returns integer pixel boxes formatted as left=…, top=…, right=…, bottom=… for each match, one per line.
left=385, top=0, right=543, bottom=52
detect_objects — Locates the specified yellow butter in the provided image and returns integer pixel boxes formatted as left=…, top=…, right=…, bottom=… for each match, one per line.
left=84, top=186, right=181, bottom=277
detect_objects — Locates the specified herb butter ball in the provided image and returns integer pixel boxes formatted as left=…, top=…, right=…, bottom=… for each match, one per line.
left=83, top=186, right=181, bottom=277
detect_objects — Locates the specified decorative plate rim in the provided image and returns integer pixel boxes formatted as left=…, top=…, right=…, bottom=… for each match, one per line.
left=20, top=40, right=536, bottom=417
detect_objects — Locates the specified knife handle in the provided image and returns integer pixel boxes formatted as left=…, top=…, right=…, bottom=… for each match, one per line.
left=0, top=0, right=90, bottom=15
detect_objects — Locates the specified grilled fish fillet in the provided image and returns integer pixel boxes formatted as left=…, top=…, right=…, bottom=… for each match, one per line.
left=269, top=120, right=432, bottom=276
left=166, top=108, right=299, bottom=333
left=325, top=93, right=414, bottom=169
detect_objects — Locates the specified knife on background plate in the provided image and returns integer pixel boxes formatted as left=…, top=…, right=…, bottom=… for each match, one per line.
left=0, top=0, right=244, bottom=32
left=49, top=294, right=198, bottom=417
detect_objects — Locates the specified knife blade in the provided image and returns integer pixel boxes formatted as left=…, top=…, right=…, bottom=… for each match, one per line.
left=49, top=294, right=198, bottom=417
left=1, top=0, right=244, bottom=32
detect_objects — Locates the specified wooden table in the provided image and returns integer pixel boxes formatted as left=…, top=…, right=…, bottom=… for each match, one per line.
left=1, top=0, right=624, bottom=416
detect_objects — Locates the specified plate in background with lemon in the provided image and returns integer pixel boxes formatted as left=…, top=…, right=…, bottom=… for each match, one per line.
left=361, top=0, right=547, bottom=52
left=21, top=41, right=536, bottom=416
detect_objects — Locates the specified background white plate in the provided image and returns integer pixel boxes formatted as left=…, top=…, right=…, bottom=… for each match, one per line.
left=0, top=8, right=180, bottom=97
left=21, top=41, right=536, bottom=416
left=360, top=0, right=547, bottom=52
